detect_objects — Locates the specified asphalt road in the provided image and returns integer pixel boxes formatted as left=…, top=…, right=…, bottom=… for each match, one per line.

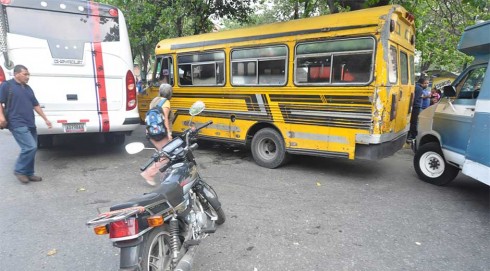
left=0, top=126, right=489, bottom=271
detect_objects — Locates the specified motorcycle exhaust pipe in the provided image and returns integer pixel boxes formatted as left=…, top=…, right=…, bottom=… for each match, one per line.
left=175, top=245, right=198, bottom=271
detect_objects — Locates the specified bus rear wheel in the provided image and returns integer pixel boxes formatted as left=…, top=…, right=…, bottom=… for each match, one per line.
left=251, top=128, right=289, bottom=169
left=104, top=133, right=126, bottom=146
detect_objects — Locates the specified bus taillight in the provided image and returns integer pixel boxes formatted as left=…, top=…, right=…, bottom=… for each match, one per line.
left=126, top=70, right=137, bottom=111
left=109, top=8, right=118, bottom=17
left=0, top=66, right=6, bottom=82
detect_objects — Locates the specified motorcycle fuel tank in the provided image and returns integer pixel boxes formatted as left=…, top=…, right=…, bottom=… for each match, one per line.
left=156, top=161, right=199, bottom=207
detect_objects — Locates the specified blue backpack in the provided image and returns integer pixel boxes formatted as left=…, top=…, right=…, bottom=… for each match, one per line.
left=145, top=98, right=167, bottom=140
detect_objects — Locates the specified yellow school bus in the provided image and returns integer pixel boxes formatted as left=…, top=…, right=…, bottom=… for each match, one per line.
left=138, top=5, right=416, bottom=168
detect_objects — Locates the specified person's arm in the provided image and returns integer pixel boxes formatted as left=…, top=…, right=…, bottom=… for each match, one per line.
left=163, top=106, right=172, bottom=140
left=0, top=85, right=7, bottom=127
left=34, top=105, right=52, bottom=128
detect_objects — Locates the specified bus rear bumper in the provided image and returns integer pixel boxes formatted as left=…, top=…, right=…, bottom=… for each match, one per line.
left=354, top=132, right=407, bottom=160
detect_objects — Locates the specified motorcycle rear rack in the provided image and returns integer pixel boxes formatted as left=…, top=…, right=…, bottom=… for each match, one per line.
left=86, top=206, right=145, bottom=226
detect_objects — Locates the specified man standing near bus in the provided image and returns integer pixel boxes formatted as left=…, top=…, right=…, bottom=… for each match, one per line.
left=0, top=65, right=52, bottom=184
left=407, top=77, right=429, bottom=141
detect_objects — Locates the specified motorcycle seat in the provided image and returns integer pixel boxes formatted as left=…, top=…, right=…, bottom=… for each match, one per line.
left=110, top=193, right=167, bottom=211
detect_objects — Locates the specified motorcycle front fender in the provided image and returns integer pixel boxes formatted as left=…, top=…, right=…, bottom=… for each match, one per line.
left=195, top=180, right=221, bottom=210
left=114, top=237, right=143, bottom=271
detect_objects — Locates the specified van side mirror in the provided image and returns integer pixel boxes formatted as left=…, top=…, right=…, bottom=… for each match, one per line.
left=443, top=85, right=456, bottom=97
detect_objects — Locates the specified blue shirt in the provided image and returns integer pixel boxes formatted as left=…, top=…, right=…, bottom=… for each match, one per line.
left=422, top=89, right=431, bottom=109
left=0, top=79, right=39, bottom=129
left=413, top=83, right=424, bottom=108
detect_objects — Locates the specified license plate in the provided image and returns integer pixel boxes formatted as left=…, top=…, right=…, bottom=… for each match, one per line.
left=63, top=123, right=86, bottom=133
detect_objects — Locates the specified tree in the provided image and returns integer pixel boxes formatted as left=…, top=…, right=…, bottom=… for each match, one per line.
left=96, top=0, right=255, bottom=79
left=224, top=0, right=489, bottom=73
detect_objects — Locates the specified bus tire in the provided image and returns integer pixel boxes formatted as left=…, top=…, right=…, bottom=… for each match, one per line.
left=251, top=128, right=289, bottom=169
left=38, top=135, right=53, bottom=149
left=413, top=142, right=459, bottom=186
left=105, top=133, right=126, bottom=146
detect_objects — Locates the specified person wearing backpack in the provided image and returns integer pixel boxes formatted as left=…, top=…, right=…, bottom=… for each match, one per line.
left=141, top=83, right=173, bottom=185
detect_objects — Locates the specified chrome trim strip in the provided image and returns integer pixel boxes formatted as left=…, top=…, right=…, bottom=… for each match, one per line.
left=289, top=131, right=348, bottom=144
left=290, top=110, right=372, bottom=119
left=355, top=127, right=408, bottom=144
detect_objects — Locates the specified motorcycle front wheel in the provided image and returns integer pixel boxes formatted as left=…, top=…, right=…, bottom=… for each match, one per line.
left=198, top=181, right=226, bottom=225
left=141, top=225, right=173, bottom=271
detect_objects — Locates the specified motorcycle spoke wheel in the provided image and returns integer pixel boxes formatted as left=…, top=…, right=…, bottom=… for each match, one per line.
left=143, top=227, right=172, bottom=271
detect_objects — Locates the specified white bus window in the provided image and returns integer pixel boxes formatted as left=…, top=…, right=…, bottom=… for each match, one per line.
left=231, top=45, right=287, bottom=86
left=7, top=7, right=119, bottom=60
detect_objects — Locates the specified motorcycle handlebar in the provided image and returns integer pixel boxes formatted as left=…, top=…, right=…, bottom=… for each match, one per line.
left=140, top=154, right=158, bottom=172
left=141, top=120, right=213, bottom=172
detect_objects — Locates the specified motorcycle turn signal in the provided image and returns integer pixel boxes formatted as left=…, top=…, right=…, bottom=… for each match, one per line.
left=147, top=215, right=164, bottom=227
left=93, top=225, right=109, bottom=235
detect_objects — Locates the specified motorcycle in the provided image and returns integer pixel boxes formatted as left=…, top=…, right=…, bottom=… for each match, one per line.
left=86, top=101, right=225, bottom=271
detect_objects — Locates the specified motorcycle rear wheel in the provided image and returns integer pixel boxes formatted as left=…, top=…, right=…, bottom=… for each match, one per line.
left=141, top=225, right=173, bottom=271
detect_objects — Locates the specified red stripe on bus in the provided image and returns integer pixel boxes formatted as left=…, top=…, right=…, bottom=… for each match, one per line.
left=57, top=120, right=67, bottom=123
left=80, top=119, right=90, bottom=123
left=90, top=2, right=110, bottom=132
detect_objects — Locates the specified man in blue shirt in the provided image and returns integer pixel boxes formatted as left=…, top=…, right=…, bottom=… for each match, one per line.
left=0, top=65, right=52, bottom=184
left=408, top=77, right=429, bottom=141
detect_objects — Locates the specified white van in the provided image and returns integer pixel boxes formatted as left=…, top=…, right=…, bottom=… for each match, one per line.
left=413, top=20, right=490, bottom=185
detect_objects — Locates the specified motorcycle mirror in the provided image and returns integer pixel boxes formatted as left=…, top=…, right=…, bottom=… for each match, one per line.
left=189, top=101, right=205, bottom=116
left=125, top=142, right=145, bottom=154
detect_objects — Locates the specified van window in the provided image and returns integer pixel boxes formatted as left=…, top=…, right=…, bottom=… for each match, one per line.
left=456, top=66, right=486, bottom=99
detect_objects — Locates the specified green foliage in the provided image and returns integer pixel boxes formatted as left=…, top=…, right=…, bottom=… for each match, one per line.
left=95, top=0, right=255, bottom=78
left=394, top=0, right=489, bottom=72
left=224, top=0, right=489, bottom=73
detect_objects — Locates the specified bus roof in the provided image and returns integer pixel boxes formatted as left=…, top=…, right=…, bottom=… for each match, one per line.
left=458, top=20, right=490, bottom=58
left=155, top=5, right=413, bottom=52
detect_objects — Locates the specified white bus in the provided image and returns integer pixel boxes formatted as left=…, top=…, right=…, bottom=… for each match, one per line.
left=0, top=0, right=139, bottom=146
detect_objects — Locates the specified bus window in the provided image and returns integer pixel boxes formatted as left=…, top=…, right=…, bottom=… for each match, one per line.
left=177, top=51, right=225, bottom=86
left=153, top=56, right=174, bottom=86
left=295, top=37, right=374, bottom=85
left=231, top=45, right=287, bottom=86
left=389, top=46, right=398, bottom=84
left=400, top=51, right=409, bottom=85
left=410, top=55, right=415, bottom=84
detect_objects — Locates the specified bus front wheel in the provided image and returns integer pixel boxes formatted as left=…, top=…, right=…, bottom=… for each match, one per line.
left=251, top=128, right=289, bottom=169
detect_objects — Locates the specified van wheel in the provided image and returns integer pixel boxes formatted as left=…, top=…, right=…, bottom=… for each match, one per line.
left=413, top=142, right=459, bottom=186
left=251, top=128, right=289, bottom=169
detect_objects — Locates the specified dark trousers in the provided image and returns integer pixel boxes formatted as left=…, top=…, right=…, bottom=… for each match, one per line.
left=408, top=107, right=421, bottom=139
